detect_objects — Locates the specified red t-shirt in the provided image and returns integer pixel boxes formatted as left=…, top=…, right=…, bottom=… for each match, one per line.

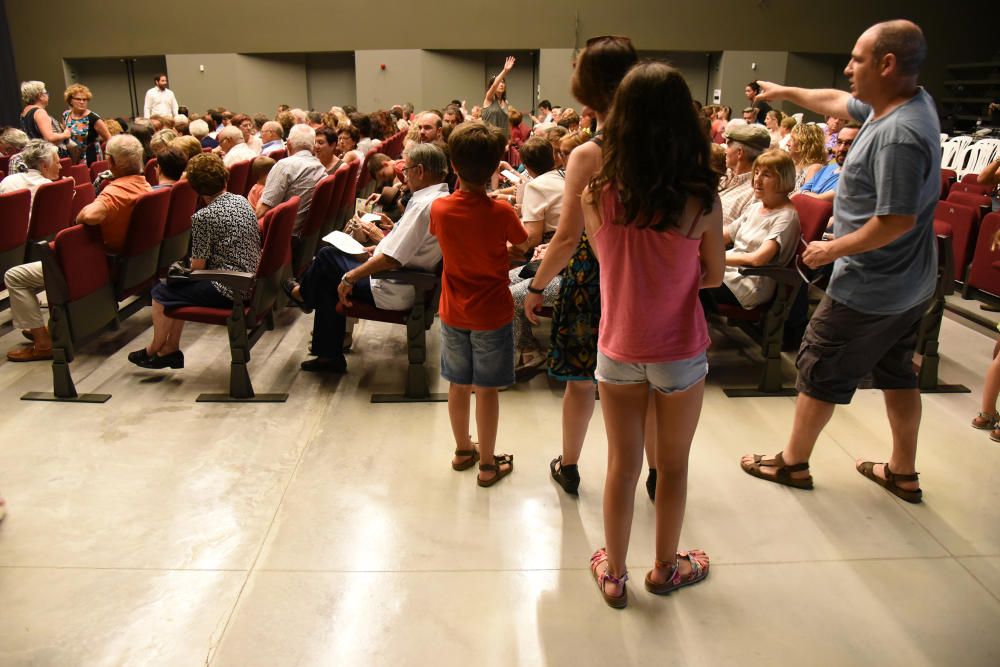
left=430, top=190, right=528, bottom=330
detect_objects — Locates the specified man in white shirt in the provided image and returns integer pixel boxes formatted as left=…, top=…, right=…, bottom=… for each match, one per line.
left=283, top=143, right=450, bottom=373
left=143, top=74, right=178, bottom=119
left=215, top=126, right=258, bottom=168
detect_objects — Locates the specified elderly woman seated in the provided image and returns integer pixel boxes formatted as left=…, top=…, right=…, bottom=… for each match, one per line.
left=0, top=138, right=59, bottom=202
left=0, top=127, right=30, bottom=174
left=128, top=153, right=261, bottom=370
left=701, top=149, right=801, bottom=312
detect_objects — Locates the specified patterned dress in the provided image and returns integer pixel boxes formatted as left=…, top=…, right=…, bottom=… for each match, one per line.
left=547, top=232, right=601, bottom=381
left=62, top=110, right=103, bottom=165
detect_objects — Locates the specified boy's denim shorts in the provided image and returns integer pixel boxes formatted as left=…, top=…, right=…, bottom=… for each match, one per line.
left=440, top=321, right=516, bottom=388
left=595, top=350, right=708, bottom=394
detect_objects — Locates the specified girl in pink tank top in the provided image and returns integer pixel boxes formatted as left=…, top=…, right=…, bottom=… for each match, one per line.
left=582, top=62, right=726, bottom=608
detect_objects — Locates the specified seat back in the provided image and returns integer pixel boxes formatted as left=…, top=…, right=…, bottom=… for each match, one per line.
left=338, top=161, right=360, bottom=228
left=946, top=191, right=992, bottom=220
left=115, top=188, right=171, bottom=298
left=58, top=157, right=71, bottom=173
left=934, top=200, right=979, bottom=280
left=966, top=212, right=1000, bottom=298
left=356, top=148, right=378, bottom=196
left=66, top=164, right=90, bottom=186
left=89, top=160, right=110, bottom=180
left=321, top=166, right=350, bottom=236
left=949, top=180, right=993, bottom=197
left=158, top=180, right=198, bottom=271
left=270, top=149, right=287, bottom=161
left=249, top=195, right=298, bottom=319
left=227, top=159, right=252, bottom=197
left=0, top=155, right=9, bottom=173
left=0, top=188, right=31, bottom=283
left=292, top=173, right=338, bottom=276
left=69, top=182, right=96, bottom=223
left=26, top=177, right=75, bottom=260
left=144, top=158, right=158, bottom=187
left=791, top=195, right=833, bottom=245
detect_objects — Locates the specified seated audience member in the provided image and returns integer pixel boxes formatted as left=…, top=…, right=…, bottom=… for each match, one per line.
left=351, top=113, right=376, bottom=155
left=153, top=146, right=188, bottom=189
left=128, top=153, right=261, bottom=370
left=799, top=122, right=860, bottom=200
left=290, top=108, right=308, bottom=126
left=468, top=105, right=482, bottom=121
left=307, top=111, right=324, bottom=130
left=719, top=122, right=770, bottom=225
left=509, top=108, right=530, bottom=149
left=742, top=107, right=758, bottom=125
left=1, top=127, right=30, bottom=174
left=260, top=121, right=285, bottom=155
left=314, top=126, right=343, bottom=174
left=150, top=128, right=179, bottom=156
left=764, top=110, right=785, bottom=146
left=130, top=121, right=155, bottom=161
left=189, top=119, right=213, bottom=148
left=544, top=125, right=569, bottom=167
left=202, top=118, right=221, bottom=149
left=337, top=126, right=365, bottom=166
left=247, top=156, right=275, bottom=209
left=173, top=114, right=189, bottom=136
left=533, top=99, right=555, bottom=126
left=824, top=115, right=846, bottom=158
left=233, top=114, right=262, bottom=154
left=415, top=112, right=445, bottom=148
left=511, top=137, right=563, bottom=257
left=557, top=108, right=580, bottom=132
left=366, top=152, right=406, bottom=216
left=172, top=135, right=203, bottom=160
left=283, top=143, right=451, bottom=373
left=329, top=108, right=351, bottom=131
left=0, top=139, right=59, bottom=202
left=710, top=143, right=727, bottom=175
left=256, top=124, right=326, bottom=236
left=4, top=134, right=150, bottom=362
left=788, top=122, right=828, bottom=191
left=252, top=113, right=269, bottom=133
left=702, top=149, right=800, bottom=311
left=216, top=126, right=257, bottom=168
left=579, top=108, right=596, bottom=135
left=778, top=115, right=797, bottom=150
left=442, top=105, right=464, bottom=128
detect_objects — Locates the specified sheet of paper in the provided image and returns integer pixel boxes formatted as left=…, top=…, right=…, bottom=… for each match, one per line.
left=501, top=169, right=521, bottom=183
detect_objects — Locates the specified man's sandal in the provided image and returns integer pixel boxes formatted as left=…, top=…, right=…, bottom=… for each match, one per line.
left=591, top=548, right=628, bottom=609
left=477, top=454, right=513, bottom=487
left=645, top=550, right=710, bottom=595
left=452, top=442, right=480, bottom=471
left=740, top=452, right=813, bottom=489
left=972, top=411, right=999, bottom=430
left=856, top=461, right=922, bottom=504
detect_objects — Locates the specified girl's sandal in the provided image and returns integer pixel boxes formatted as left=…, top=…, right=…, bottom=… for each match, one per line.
left=645, top=550, right=710, bottom=595
left=452, top=440, right=480, bottom=471
left=590, top=548, right=628, bottom=609
left=477, top=454, right=513, bottom=487
left=972, top=411, right=999, bottom=430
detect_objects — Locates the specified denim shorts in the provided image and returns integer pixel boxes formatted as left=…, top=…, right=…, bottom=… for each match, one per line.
left=595, top=350, right=708, bottom=394
left=440, top=321, right=516, bottom=388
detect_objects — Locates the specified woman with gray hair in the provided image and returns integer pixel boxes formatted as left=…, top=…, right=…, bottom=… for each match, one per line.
left=0, top=139, right=61, bottom=205
left=0, top=127, right=30, bottom=174
left=20, top=80, right=71, bottom=148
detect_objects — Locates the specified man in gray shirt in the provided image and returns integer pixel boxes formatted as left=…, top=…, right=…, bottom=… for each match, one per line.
left=256, top=124, right=326, bottom=236
left=739, top=19, right=939, bottom=504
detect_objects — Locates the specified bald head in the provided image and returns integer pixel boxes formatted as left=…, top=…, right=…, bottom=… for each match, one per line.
left=869, top=20, right=926, bottom=78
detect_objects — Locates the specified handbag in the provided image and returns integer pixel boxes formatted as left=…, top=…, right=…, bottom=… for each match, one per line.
left=166, top=260, right=192, bottom=286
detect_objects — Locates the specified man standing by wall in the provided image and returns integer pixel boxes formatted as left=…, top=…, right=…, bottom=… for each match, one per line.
left=143, top=74, right=178, bottom=119
left=740, top=19, right=940, bottom=504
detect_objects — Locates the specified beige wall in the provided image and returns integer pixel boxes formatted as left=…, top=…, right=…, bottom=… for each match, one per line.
left=164, top=53, right=308, bottom=116
left=537, top=49, right=574, bottom=110
left=421, top=51, right=485, bottom=113
left=306, top=53, right=356, bottom=111
left=719, top=50, right=790, bottom=113
left=354, top=50, right=422, bottom=112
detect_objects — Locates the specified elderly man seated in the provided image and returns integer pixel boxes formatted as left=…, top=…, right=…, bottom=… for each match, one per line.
left=0, top=139, right=60, bottom=203
left=215, top=125, right=258, bottom=167
left=4, top=134, right=150, bottom=361
left=719, top=122, right=771, bottom=225
left=256, top=124, right=326, bottom=237
left=283, top=143, right=451, bottom=373
left=800, top=122, right=860, bottom=201
left=260, top=121, right=285, bottom=155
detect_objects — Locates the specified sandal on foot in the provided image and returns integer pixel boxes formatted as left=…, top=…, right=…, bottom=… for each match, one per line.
left=972, top=411, right=999, bottom=430
left=452, top=443, right=480, bottom=471
left=590, top=548, right=628, bottom=609
left=549, top=455, right=579, bottom=495
left=856, top=461, right=922, bottom=504
left=477, top=454, right=513, bottom=487
left=741, top=452, right=813, bottom=490
left=645, top=550, right=710, bottom=595
left=991, top=429, right=1000, bottom=444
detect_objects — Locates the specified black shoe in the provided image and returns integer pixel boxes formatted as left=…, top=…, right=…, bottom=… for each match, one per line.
left=550, top=455, right=580, bottom=496
left=300, top=356, right=347, bottom=373
left=646, top=468, right=657, bottom=502
left=283, top=279, right=312, bottom=313
left=130, top=349, right=184, bottom=369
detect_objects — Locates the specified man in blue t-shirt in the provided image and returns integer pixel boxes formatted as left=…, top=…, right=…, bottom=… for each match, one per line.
left=799, top=122, right=860, bottom=201
left=739, top=19, right=940, bottom=504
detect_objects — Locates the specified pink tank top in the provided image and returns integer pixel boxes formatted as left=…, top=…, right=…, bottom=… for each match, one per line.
left=591, top=187, right=710, bottom=363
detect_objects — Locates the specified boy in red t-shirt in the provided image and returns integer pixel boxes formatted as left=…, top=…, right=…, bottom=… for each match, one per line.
left=430, top=122, right=528, bottom=487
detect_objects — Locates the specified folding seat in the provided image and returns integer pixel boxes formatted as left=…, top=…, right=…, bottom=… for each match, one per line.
left=69, top=182, right=96, bottom=223
left=25, top=178, right=74, bottom=262
left=356, top=148, right=379, bottom=198
left=163, top=196, right=298, bottom=402
left=143, top=158, right=158, bottom=187
left=269, top=149, right=287, bottom=161
left=914, top=233, right=969, bottom=393
left=319, top=167, right=350, bottom=238
left=721, top=195, right=832, bottom=397
left=940, top=168, right=957, bottom=199
left=66, top=164, right=90, bottom=187
left=949, top=180, right=993, bottom=197
left=338, top=161, right=361, bottom=227
left=58, top=157, right=71, bottom=173
left=291, top=173, right=338, bottom=277
left=89, top=160, right=110, bottom=180
left=111, top=188, right=171, bottom=308
left=0, top=155, right=9, bottom=173
left=933, top=200, right=979, bottom=281
left=157, top=180, right=198, bottom=274
left=963, top=212, right=1000, bottom=301
left=0, top=189, right=31, bottom=287
left=227, top=159, right=252, bottom=197
left=947, top=191, right=992, bottom=220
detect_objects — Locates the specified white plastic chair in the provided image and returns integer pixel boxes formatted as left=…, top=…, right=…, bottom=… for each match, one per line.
left=941, top=142, right=960, bottom=169
left=940, top=133, right=949, bottom=146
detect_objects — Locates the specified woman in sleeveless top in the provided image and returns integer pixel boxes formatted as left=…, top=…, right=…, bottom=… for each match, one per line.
left=583, top=62, right=725, bottom=609
left=522, top=36, right=638, bottom=498
left=19, top=80, right=70, bottom=149
left=482, top=56, right=513, bottom=141
left=61, top=84, right=111, bottom=165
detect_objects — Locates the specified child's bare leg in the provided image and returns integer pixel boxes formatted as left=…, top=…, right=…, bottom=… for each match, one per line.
left=474, top=387, right=510, bottom=482
left=449, top=383, right=475, bottom=467
left=981, top=345, right=1000, bottom=416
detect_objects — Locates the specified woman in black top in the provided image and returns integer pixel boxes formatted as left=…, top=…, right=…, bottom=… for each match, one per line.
left=20, top=80, right=70, bottom=148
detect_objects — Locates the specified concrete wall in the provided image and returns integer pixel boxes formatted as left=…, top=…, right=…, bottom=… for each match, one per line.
left=537, top=49, right=574, bottom=111
left=643, top=51, right=715, bottom=104
left=718, top=50, right=790, bottom=113
left=354, top=50, right=422, bottom=112
left=422, top=51, right=487, bottom=113
left=306, top=53, right=357, bottom=111
left=63, top=56, right=166, bottom=119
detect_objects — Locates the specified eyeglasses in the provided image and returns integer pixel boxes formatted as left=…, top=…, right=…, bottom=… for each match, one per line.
left=71, top=97, right=88, bottom=102
left=402, top=164, right=421, bottom=172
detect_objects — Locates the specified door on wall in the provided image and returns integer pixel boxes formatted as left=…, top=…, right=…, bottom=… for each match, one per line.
left=62, top=56, right=168, bottom=120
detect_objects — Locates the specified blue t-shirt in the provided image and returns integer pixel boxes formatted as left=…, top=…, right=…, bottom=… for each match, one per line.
left=800, top=163, right=840, bottom=195
left=826, top=89, right=941, bottom=315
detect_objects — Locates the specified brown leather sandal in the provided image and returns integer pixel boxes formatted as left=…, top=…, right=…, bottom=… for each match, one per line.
left=477, top=453, right=513, bottom=487
left=451, top=442, right=479, bottom=471
left=740, top=452, right=813, bottom=489
left=856, top=461, right=922, bottom=504
left=972, top=411, right=999, bottom=430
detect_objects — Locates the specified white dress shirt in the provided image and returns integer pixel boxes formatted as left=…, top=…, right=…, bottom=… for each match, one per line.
left=143, top=87, right=179, bottom=118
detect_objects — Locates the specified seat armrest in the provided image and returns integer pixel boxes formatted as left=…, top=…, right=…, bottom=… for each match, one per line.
left=190, top=269, right=255, bottom=294
left=738, top=265, right=799, bottom=285
left=370, top=269, right=438, bottom=291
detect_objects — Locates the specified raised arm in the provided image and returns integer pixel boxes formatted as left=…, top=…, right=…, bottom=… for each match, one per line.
left=754, top=80, right=853, bottom=120
left=483, top=56, right=515, bottom=107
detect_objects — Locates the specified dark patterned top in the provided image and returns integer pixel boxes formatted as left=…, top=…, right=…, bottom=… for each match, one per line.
left=191, top=192, right=261, bottom=299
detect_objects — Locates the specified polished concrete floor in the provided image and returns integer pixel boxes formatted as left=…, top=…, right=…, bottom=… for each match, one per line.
left=0, top=301, right=999, bottom=666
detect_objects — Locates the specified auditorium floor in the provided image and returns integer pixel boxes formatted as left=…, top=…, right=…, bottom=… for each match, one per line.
left=0, top=304, right=998, bottom=666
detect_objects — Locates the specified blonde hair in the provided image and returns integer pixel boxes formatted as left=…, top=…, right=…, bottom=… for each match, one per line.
left=790, top=123, right=826, bottom=166
left=171, top=135, right=203, bottom=159
left=753, top=149, right=797, bottom=194
left=150, top=128, right=179, bottom=155
left=20, top=81, right=46, bottom=106
left=63, top=83, right=92, bottom=105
